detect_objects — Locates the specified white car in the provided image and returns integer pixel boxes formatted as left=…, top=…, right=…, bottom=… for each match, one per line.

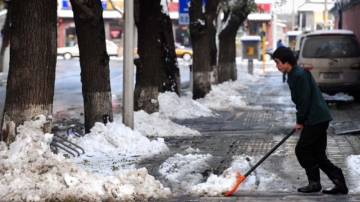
left=298, top=29, right=360, bottom=95
left=57, top=40, right=118, bottom=59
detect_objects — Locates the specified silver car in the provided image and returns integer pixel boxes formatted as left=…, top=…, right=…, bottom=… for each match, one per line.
left=298, top=30, right=360, bottom=94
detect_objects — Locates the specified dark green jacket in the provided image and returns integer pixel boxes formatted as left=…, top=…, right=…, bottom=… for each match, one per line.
left=287, top=65, right=332, bottom=125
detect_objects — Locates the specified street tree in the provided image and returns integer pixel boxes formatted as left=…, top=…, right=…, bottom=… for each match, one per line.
left=189, top=0, right=219, bottom=99
left=159, top=7, right=181, bottom=96
left=217, top=0, right=256, bottom=83
left=70, top=0, right=113, bottom=133
left=217, top=0, right=286, bottom=83
left=1, top=0, right=57, bottom=145
left=134, top=0, right=181, bottom=113
left=209, top=0, right=220, bottom=85
left=134, top=0, right=162, bottom=113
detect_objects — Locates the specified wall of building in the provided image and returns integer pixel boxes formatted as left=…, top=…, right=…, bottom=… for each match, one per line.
left=342, top=3, right=360, bottom=40
left=305, top=12, right=314, bottom=31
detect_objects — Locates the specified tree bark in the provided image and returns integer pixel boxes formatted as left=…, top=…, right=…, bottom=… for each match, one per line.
left=0, top=3, right=11, bottom=73
left=159, top=11, right=181, bottom=96
left=1, top=0, right=57, bottom=145
left=134, top=0, right=162, bottom=113
left=70, top=0, right=113, bottom=133
left=207, top=0, right=220, bottom=85
left=218, top=26, right=238, bottom=83
left=189, top=0, right=214, bottom=99
left=218, top=1, right=251, bottom=83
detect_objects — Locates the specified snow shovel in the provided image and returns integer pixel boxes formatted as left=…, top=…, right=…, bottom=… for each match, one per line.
left=225, top=128, right=296, bottom=196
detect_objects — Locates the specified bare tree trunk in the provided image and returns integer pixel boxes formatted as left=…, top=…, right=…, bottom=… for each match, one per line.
left=159, top=11, right=181, bottom=96
left=189, top=0, right=213, bottom=99
left=134, top=0, right=162, bottom=113
left=1, top=0, right=57, bottom=145
left=0, top=3, right=11, bottom=73
left=70, top=0, right=113, bottom=133
left=218, top=29, right=237, bottom=83
left=207, top=0, right=220, bottom=84
left=218, top=1, right=250, bottom=83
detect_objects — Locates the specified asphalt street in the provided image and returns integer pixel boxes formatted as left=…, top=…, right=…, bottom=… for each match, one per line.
left=0, top=57, right=192, bottom=122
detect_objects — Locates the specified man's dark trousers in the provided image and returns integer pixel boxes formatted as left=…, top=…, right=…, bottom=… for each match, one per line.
left=295, top=121, right=340, bottom=176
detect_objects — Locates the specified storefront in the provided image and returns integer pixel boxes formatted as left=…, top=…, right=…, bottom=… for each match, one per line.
left=57, top=0, right=123, bottom=47
left=245, top=2, right=272, bottom=48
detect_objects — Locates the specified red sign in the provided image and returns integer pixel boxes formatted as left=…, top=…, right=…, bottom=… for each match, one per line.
left=168, top=2, right=178, bottom=11
left=111, top=31, right=120, bottom=38
left=257, top=3, right=270, bottom=12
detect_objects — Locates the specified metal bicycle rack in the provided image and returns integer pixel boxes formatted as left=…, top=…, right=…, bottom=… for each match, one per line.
left=67, top=124, right=85, bottom=137
left=50, top=124, right=85, bottom=157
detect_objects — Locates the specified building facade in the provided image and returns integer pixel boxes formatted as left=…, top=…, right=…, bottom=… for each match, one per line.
left=330, top=0, right=360, bottom=40
left=297, top=0, right=334, bottom=31
left=57, top=0, right=123, bottom=47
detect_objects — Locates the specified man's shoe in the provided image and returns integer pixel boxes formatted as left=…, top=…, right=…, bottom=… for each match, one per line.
left=322, top=179, right=348, bottom=194
left=323, top=169, right=348, bottom=195
left=298, top=165, right=322, bottom=193
left=297, top=180, right=322, bottom=193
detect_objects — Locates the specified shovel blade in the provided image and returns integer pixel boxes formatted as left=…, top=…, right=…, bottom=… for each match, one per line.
left=225, top=172, right=246, bottom=196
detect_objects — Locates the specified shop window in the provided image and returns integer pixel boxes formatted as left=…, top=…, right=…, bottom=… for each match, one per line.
left=65, top=26, right=76, bottom=47
left=109, top=23, right=122, bottom=44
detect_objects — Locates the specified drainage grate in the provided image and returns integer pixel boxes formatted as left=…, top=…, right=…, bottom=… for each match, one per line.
left=231, top=137, right=274, bottom=156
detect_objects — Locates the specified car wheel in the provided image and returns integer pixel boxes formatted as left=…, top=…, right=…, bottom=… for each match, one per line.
left=63, top=53, right=72, bottom=60
left=182, top=53, right=192, bottom=61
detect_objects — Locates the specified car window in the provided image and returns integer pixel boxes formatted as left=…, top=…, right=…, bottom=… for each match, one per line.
left=302, top=36, right=360, bottom=58
left=299, top=37, right=305, bottom=50
left=174, top=43, right=182, bottom=48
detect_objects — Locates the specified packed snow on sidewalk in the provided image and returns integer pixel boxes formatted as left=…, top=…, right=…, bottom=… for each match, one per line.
left=1, top=65, right=359, bottom=201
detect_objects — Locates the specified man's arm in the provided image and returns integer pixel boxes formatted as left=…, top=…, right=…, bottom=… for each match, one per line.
left=295, top=72, right=312, bottom=125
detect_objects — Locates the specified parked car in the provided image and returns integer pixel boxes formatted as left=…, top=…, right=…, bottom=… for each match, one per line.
left=174, top=43, right=192, bottom=61
left=134, top=43, right=193, bottom=61
left=57, top=40, right=118, bottom=60
left=298, top=29, right=360, bottom=95
left=293, top=31, right=311, bottom=60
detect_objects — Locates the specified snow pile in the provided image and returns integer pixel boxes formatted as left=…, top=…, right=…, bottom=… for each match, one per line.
left=159, top=153, right=212, bottom=191
left=133, top=110, right=201, bottom=137
left=198, top=81, right=262, bottom=110
left=188, top=155, right=294, bottom=196
left=70, top=120, right=170, bottom=175
left=188, top=167, right=239, bottom=196
left=322, top=92, right=354, bottom=102
left=73, top=121, right=169, bottom=156
left=0, top=115, right=172, bottom=201
left=347, top=155, right=360, bottom=193
left=158, top=91, right=215, bottom=119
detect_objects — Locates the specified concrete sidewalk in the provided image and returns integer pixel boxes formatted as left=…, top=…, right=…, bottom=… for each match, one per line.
left=139, top=64, right=360, bottom=201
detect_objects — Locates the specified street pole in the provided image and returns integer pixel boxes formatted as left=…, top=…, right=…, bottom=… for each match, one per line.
left=262, top=23, right=266, bottom=73
left=123, top=0, right=134, bottom=129
left=292, top=0, right=295, bottom=30
left=299, top=13, right=303, bottom=31
left=272, top=11, right=277, bottom=53
left=324, top=0, right=328, bottom=30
